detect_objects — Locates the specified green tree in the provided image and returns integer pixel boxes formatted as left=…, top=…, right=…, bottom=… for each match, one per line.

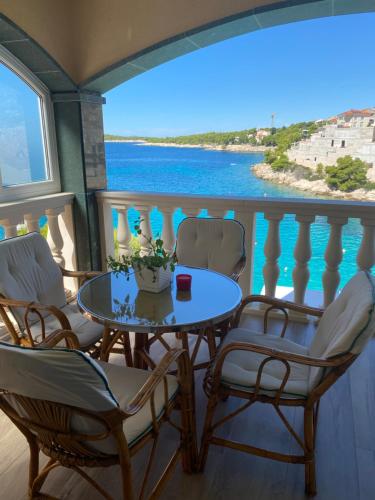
left=325, top=156, right=369, bottom=192
left=271, top=154, right=292, bottom=172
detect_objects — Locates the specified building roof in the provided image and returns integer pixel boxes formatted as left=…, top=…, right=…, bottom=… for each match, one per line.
left=338, top=109, right=375, bottom=118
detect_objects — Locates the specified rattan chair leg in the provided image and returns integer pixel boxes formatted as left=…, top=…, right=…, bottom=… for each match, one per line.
left=198, top=394, right=219, bottom=472
left=27, top=435, right=40, bottom=494
left=304, top=407, right=317, bottom=496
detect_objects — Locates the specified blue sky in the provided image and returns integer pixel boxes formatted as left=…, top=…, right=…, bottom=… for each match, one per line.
left=103, top=13, right=375, bottom=137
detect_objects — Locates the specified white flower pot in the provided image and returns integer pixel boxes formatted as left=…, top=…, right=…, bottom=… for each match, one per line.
left=134, top=266, right=172, bottom=293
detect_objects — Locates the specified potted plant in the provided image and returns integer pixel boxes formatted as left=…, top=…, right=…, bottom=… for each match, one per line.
left=107, top=219, right=177, bottom=293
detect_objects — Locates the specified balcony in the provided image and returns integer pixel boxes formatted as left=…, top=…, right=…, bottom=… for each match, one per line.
left=1, top=2, right=375, bottom=498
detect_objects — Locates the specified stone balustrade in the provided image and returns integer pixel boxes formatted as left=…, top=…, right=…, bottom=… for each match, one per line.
left=0, top=192, right=77, bottom=289
left=97, top=190, right=375, bottom=308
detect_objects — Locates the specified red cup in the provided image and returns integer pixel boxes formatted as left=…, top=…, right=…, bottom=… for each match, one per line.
left=176, top=274, right=192, bottom=291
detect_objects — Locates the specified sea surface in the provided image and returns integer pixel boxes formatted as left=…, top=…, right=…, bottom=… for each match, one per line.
left=106, top=141, right=366, bottom=293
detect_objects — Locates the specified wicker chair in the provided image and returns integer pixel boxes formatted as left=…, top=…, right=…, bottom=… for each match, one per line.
left=199, top=271, right=375, bottom=495
left=147, top=217, right=246, bottom=366
left=0, top=232, right=131, bottom=362
left=0, top=330, right=196, bottom=499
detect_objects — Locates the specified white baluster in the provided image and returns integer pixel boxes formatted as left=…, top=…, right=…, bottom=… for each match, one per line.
left=116, top=207, right=131, bottom=257
left=235, top=209, right=257, bottom=296
left=322, top=216, right=347, bottom=306
left=263, top=213, right=283, bottom=297
left=46, top=208, right=65, bottom=267
left=135, top=206, right=152, bottom=255
left=160, top=206, right=176, bottom=254
left=292, top=214, right=315, bottom=304
left=357, top=218, right=375, bottom=271
left=24, top=212, right=42, bottom=233
left=0, top=216, right=22, bottom=238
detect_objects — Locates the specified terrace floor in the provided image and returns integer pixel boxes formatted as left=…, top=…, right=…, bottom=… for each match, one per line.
left=1, top=315, right=374, bottom=499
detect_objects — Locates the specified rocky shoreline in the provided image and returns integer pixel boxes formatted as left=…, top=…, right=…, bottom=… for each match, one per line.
left=252, top=163, right=375, bottom=201
left=105, top=139, right=268, bottom=153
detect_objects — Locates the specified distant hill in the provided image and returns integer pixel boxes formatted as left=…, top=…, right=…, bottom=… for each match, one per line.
left=104, top=121, right=320, bottom=148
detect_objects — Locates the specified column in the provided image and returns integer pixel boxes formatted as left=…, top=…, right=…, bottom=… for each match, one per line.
left=357, top=218, right=375, bottom=272
left=46, top=208, right=65, bottom=267
left=53, top=91, right=106, bottom=271
left=160, top=206, right=176, bottom=254
left=292, top=214, right=315, bottom=304
left=322, top=216, right=347, bottom=306
left=116, top=207, right=132, bottom=257
left=263, top=213, right=283, bottom=297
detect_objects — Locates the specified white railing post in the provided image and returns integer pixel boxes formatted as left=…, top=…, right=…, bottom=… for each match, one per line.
left=116, top=207, right=132, bottom=257
left=357, top=218, right=375, bottom=272
left=46, top=207, right=65, bottom=267
left=0, top=217, right=20, bottom=238
left=322, top=216, right=347, bottom=306
left=263, top=213, right=283, bottom=297
left=136, top=205, right=153, bottom=255
left=24, top=212, right=43, bottom=233
left=236, top=209, right=256, bottom=296
left=293, top=214, right=315, bottom=304
left=160, top=206, right=176, bottom=254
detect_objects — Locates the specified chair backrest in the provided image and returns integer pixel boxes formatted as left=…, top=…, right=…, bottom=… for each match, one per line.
left=0, top=342, right=120, bottom=456
left=0, top=232, right=66, bottom=327
left=308, top=271, right=375, bottom=389
left=175, top=217, right=245, bottom=277
left=0, top=341, right=118, bottom=412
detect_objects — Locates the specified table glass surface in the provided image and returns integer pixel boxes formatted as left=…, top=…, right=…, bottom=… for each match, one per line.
left=78, top=265, right=242, bottom=332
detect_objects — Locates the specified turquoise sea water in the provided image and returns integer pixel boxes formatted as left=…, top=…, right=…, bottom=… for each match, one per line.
left=106, top=141, right=366, bottom=293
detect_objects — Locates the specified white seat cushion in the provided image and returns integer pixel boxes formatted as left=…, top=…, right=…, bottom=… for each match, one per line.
left=98, top=361, right=178, bottom=447
left=176, top=218, right=245, bottom=277
left=216, top=328, right=310, bottom=398
left=29, top=301, right=104, bottom=348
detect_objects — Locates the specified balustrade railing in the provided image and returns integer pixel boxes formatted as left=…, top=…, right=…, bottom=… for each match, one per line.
left=97, top=191, right=375, bottom=308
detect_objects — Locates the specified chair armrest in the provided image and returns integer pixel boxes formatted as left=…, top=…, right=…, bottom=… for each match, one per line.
left=214, top=341, right=351, bottom=378
left=230, top=255, right=246, bottom=282
left=233, top=294, right=324, bottom=328
left=121, top=348, right=191, bottom=418
left=39, top=329, right=80, bottom=349
left=0, top=297, right=71, bottom=345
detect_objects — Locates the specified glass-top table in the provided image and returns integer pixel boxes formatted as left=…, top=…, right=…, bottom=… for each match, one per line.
left=78, top=265, right=242, bottom=368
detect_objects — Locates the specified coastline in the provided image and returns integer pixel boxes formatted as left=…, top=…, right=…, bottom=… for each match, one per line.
left=252, top=163, right=375, bottom=201
left=105, top=139, right=268, bottom=153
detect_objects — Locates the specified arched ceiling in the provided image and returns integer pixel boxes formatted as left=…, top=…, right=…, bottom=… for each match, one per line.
left=0, top=0, right=374, bottom=93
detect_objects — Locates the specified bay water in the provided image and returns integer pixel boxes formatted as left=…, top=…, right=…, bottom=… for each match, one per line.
left=106, top=141, right=365, bottom=293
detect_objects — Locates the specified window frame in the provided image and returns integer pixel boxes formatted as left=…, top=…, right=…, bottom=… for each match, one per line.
left=0, top=45, right=60, bottom=202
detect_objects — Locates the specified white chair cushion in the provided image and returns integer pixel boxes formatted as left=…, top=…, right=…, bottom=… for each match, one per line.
left=308, top=271, right=375, bottom=389
left=176, top=218, right=245, bottom=277
left=0, top=233, right=66, bottom=327
left=0, top=342, right=118, bottom=412
left=29, top=302, right=104, bottom=348
left=98, top=361, right=178, bottom=448
left=0, top=342, right=178, bottom=455
left=216, top=328, right=310, bottom=398
left=309, top=271, right=375, bottom=360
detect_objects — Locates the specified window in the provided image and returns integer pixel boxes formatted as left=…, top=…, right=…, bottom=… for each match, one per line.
left=341, top=140, right=346, bottom=148
left=331, top=140, right=334, bottom=147
left=0, top=46, right=59, bottom=201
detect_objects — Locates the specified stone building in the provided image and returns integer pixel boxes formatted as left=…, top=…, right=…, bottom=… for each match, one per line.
left=287, top=108, right=375, bottom=180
